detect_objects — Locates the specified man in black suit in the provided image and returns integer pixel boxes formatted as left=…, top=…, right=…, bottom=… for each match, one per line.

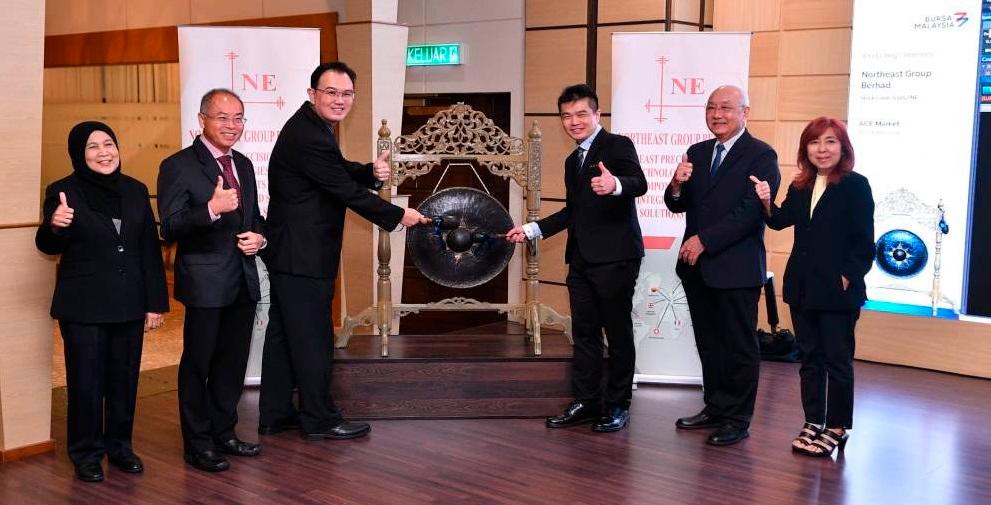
left=507, top=84, right=647, bottom=433
left=664, top=85, right=781, bottom=446
left=258, top=61, right=428, bottom=440
left=158, top=89, right=266, bottom=471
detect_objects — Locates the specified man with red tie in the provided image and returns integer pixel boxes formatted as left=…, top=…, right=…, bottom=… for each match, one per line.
left=158, top=89, right=266, bottom=472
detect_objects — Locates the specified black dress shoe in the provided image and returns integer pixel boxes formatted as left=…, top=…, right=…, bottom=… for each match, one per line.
left=258, top=416, right=300, bottom=435
left=675, top=411, right=722, bottom=430
left=215, top=438, right=262, bottom=457
left=108, top=452, right=144, bottom=473
left=707, top=424, right=750, bottom=446
left=303, top=420, right=371, bottom=440
left=184, top=449, right=230, bottom=472
left=592, top=407, right=630, bottom=433
left=74, top=462, right=104, bottom=482
left=546, top=400, right=601, bottom=428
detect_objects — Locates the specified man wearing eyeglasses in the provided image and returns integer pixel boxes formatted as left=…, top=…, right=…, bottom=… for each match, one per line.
left=258, top=62, right=429, bottom=441
left=158, top=88, right=266, bottom=472
left=663, top=85, right=781, bottom=446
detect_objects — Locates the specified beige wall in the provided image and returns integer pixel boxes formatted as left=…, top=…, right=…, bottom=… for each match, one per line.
left=44, top=0, right=350, bottom=34
left=1, top=0, right=55, bottom=456
left=524, top=0, right=713, bottom=316
left=715, top=0, right=991, bottom=378
left=399, top=0, right=527, bottom=315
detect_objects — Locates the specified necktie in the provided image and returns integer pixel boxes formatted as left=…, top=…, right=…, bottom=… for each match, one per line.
left=576, top=147, right=586, bottom=172
left=218, top=155, right=242, bottom=208
left=711, top=143, right=725, bottom=176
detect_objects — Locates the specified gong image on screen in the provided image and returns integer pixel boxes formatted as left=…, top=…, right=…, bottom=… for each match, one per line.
left=874, top=229, right=928, bottom=277
left=407, top=187, right=515, bottom=289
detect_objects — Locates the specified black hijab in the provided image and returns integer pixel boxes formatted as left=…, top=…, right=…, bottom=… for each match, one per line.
left=68, top=121, right=123, bottom=219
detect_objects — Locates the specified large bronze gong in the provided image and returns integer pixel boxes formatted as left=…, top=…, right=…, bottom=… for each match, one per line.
left=407, top=187, right=515, bottom=289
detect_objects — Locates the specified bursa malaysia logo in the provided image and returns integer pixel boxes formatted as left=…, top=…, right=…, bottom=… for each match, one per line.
left=913, top=12, right=969, bottom=30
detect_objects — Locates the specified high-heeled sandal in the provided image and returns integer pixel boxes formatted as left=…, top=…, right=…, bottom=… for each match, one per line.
left=801, top=428, right=849, bottom=457
left=791, top=422, right=822, bottom=453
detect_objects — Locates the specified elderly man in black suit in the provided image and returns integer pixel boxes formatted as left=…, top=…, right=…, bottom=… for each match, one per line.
left=158, top=89, right=266, bottom=471
left=664, top=85, right=781, bottom=446
left=507, top=84, right=647, bottom=433
left=258, top=61, right=428, bottom=441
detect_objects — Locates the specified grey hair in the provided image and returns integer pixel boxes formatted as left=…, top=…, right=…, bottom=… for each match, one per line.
left=710, top=85, right=750, bottom=107
left=199, top=88, right=244, bottom=114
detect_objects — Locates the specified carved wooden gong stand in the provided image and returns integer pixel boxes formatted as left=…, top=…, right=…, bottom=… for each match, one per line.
left=337, top=103, right=572, bottom=357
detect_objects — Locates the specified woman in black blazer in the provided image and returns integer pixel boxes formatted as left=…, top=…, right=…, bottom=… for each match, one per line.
left=751, top=117, right=874, bottom=457
left=36, top=122, right=169, bottom=482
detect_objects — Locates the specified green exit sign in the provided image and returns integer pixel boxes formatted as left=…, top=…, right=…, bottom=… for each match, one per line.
left=406, top=43, right=462, bottom=66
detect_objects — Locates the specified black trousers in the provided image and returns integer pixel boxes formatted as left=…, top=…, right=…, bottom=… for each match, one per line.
left=59, top=319, right=144, bottom=467
left=567, top=253, right=641, bottom=410
left=682, top=277, right=761, bottom=426
left=790, top=306, right=859, bottom=429
left=178, top=286, right=255, bottom=452
left=259, top=272, right=341, bottom=433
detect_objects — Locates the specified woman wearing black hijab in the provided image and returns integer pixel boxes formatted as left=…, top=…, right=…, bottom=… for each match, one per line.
left=36, top=121, right=169, bottom=482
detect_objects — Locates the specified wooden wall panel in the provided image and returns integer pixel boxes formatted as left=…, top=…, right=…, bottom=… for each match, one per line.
left=598, top=0, right=666, bottom=25
left=536, top=200, right=568, bottom=283
left=45, top=26, right=180, bottom=67
left=539, top=283, right=571, bottom=319
left=190, top=0, right=265, bottom=24
left=778, top=75, right=848, bottom=121
left=713, top=0, right=780, bottom=32
left=1, top=2, right=45, bottom=226
left=45, top=13, right=339, bottom=67
left=745, top=120, right=775, bottom=148
left=749, top=32, right=779, bottom=77
left=0, top=228, right=56, bottom=451
left=781, top=0, right=853, bottom=30
left=857, top=312, right=991, bottom=379
left=779, top=28, right=851, bottom=76
left=41, top=103, right=181, bottom=197
left=595, top=23, right=665, bottom=114
left=124, top=0, right=192, bottom=30
left=525, top=28, right=586, bottom=114
left=747, top=77, right=778, bottom=121
left=671, top=0, right=702, bottom=24
left=525, top=0, right=586, bottom=28
left=773, top=120, right=807, bottom=168
left=45, top=0, right=127, bottom=35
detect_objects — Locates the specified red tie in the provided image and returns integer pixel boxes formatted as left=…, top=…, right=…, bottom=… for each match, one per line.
left=218, top=155, right=242, bottom=207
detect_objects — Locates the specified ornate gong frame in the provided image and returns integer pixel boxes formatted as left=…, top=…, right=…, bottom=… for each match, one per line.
left=337, top=103, right=572, bottom=356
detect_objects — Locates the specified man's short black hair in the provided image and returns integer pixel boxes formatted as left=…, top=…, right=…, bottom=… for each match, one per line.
left=557, top=84, right=599, bottom=112
left=310, top=62, right=357, bottom=89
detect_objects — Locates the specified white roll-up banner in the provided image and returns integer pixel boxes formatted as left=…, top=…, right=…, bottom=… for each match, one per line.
left=178, top=26, right=320, bottom=383
left=611, top=32, right=751, bottom=384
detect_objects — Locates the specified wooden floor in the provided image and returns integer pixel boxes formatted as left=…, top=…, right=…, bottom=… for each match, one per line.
left=2, top=360, right=990, bottom=505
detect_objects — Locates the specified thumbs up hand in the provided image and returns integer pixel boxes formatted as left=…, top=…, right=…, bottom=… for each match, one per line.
left=209, top=176, right=239, bottom=215
left=591, top=162, right=617, bottom=195
left=670, top=153, right=693, bottom=190
left=749, top=175, right=771, bottom=205
left=51, top=191, right=75, bottom=229
left=373, top=149, right=392, bottom=182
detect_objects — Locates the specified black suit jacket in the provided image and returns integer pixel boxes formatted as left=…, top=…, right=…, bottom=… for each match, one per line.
left=36, top=174, right=169, bottom=323
left=264, top=102, right=404, bottom=280
left=157, top=136, right=264, bottom=308
left=766, top=171, right=874, bottom=310
left=664, top=129, right=781, bottom=289
left=537, top=129, right=648, bottom=263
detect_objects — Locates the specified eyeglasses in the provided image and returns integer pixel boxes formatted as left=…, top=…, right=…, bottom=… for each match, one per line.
left=705, top=105, right=744, bottom=114
left=201, top=114, right=246, bottom=125
left=313, top=87, right=356, bottom=100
